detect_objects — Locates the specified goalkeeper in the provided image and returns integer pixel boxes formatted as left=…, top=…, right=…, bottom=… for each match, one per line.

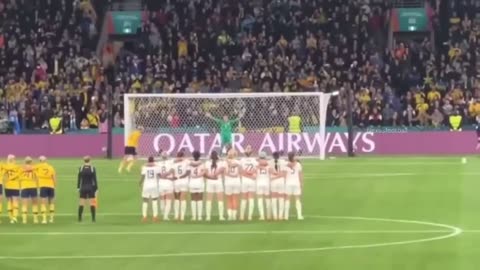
left=206, top=112, right=244, bottom=154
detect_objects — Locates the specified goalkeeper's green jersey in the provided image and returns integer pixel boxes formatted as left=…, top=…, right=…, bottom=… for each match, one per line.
left=214, top=118, right=238, bottom=140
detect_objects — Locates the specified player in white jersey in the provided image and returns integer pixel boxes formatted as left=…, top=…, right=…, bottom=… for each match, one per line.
left=156, top=151, right=175, bottom=220
left=256, top=152, right=272, bottom=220
left=239, top=145, right=258, bottom=221
left=173, top=150, right=190, bottom=221
left=189, top=150, right=205, bottom=221
left=139, top=157, right=161, bottom=222
left=205, top=151, right=226, bottom=221
left=269, top=151, right=287, bottom=220
left=284, top=152, right=304, bottom=220
left=224, top=149, right=241, bottom=221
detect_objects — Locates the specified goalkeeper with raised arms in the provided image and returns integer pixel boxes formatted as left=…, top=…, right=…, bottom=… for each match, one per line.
left=206, top=111, right=244, bottom=155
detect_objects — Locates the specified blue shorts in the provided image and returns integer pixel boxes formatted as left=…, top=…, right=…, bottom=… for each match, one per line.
left=21, top=188, right=38, bottom=198
left=5, top=189, right=19, bottom=198
left=40, top=187, right=55, bottom=198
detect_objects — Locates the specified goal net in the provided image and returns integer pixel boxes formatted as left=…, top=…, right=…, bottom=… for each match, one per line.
left=124, top=92, right=335, bottom=159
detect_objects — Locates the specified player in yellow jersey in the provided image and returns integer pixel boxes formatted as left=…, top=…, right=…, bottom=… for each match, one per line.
left=35, top=156, right=56, bottom=224
left=0, top=161, right=4, bottom=222
left=119, top=126, right=144, bottom=173
left=3, top=155, right=21, bottom=223
left=19, top=157, right=39, bottom=224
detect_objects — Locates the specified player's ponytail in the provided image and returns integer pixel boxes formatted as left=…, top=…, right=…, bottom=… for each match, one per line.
left=210, top=151, right=218, bottom=169
left=273, top=151, right=280, bottom=171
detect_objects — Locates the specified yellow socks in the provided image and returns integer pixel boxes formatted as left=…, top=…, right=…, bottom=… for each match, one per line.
left=126, top=160, right=134, bottom=172
left=7, top=201, right=12, bottom=219
left=118, top=161, right=125, bottom=173
left=32, top=205, right=39, bottom=224
left=12, top=200, right=19, bottom=220
left=49, top=203, right=55, bottom=223
left=22, top=204, right=27, bottom=224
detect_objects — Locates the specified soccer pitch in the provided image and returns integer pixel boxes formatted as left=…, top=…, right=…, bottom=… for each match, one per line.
left=0, top=156, right=479, bottom=270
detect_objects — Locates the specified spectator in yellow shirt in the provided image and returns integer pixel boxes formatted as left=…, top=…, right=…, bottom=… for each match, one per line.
left=427, top=88, right=441, bottom=103
left=177, top=35, right=188, bottom=58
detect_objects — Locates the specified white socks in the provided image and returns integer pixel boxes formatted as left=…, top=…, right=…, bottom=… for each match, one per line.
left=265, top=198, right=271, bottom=220
left=206, top=201, right=212, bottom=221
left=284, top=199, right=290, bottom=220
left=218, top=201, right=224, bottom=220
left=278, top=198, right=285, bottom=219
left=295, top=199, right=303, bottom=219
left=271, top=198, right=278, bottom=220
left=152, top=200, right=158, bottom=218
left=163, top=199, right=172, bottom=220
left=248, top=198, right=255, bottom=220
left=191, top=201, right=197, bottom=220
left=160, top=199, right=165, bottom=214
left=142, top=202, right=148, bottom=218
left=197, top=201, right=203, bottom=220
left=180, top=200, right=187, bottom=221
left=258, top=198, right=265, bottom=220
left=174, top=200, right=180, bottom=220
left=240, top=199, right=247, bottom=220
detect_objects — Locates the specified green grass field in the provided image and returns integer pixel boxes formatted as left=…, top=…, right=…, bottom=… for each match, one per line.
left=0, top=156, right=479, bottom=270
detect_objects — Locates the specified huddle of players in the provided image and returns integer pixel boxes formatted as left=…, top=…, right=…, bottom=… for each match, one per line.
left=0, top=155, right=56, bottom=224
left=140, top=145, right=304, bottom=222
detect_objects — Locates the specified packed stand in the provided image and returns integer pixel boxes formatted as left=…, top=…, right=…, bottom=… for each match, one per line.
left=117, top=0, right=389, bottom=129
left=0, top=0, right=109, bottom=134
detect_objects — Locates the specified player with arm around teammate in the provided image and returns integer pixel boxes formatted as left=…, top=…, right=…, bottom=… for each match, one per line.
left=256, top=152, right=272, bottom=220
left=205, top=151, right=226, bottom=221
left=173, top=150, right=190, bottom=221
left=270, top=152, right=287, bottom=221
left=35, top=156, right=57, bottom=224
left=139, top=156, right=161, bottom=223
left=156, top=151, right=175, bottom=221
left=284, top=152, right=304, bottom=220
left=239, top=145, right=258, bottom=221
left=3, top=155, right=21, bottom=223
left=188, top=151, right=205, bottom=221
left=19, top=157, right=39, bottom=224
left=224, top=149, right=242, bottom=221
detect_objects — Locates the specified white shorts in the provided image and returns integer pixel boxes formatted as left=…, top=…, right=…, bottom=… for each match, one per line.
left=206, top=180, right=224, bottom=193
left=189, top=178, right=205, bottom=193
left=142, top=186, right=160, bottom=199
left=224, top=177, right=241, bottom=195
left=158, top=180, right=174, bottom=195
left=241, top=178, right=256, bottom=193
left=285, top=183, right=301, bottom=196
left=174, top=178, right=189, bottom=193
left=256, top=180, right=270, bottom=195
left=270, top=179, right=285, bottom=194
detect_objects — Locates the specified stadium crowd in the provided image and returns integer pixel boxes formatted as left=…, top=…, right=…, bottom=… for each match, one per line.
left=1, top=0, right=480, bottom=133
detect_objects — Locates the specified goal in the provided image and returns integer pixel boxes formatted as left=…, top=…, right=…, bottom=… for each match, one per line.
left=124, top=92, right=336, bottom=159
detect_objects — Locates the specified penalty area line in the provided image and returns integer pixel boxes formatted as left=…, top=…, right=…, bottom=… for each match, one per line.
left=0, top=230, right=452, bottom=236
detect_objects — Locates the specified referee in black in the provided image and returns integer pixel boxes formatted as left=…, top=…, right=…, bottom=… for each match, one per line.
left=77, top=156, right=98, bottom=222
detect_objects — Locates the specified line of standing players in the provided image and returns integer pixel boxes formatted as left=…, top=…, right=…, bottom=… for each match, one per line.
left=139, top=145, right=304, bottom=222
left=0, top=155, right=56, bottom=224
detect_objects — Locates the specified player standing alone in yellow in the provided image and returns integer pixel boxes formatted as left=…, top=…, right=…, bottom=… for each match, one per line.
left=35, top=156, right=57, bottom=223
left=20, top=157, right=39, bottom=224
left=3, top=155, right=21, bottom=223
left=119, top=127, right=144, bottom=173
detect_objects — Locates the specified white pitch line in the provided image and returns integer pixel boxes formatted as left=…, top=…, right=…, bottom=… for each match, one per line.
left=0, top=230, right=451, bottom=236
left=0, top=215, right=462, bottom=260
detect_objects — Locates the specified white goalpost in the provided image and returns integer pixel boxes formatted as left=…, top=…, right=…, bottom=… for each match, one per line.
left=124, top=92, right=336, bottom=160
